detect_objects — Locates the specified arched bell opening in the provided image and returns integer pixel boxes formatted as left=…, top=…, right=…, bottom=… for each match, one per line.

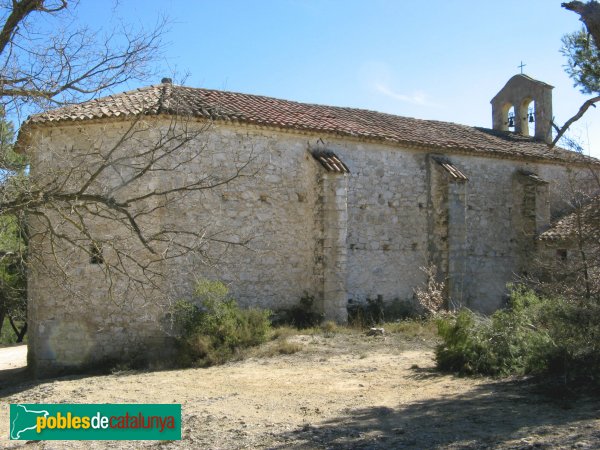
left=505, top=104, right=516, bottom=131
left=519, top=97, right=535, bottom=137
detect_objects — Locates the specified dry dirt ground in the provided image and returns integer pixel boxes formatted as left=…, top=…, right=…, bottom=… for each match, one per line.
left=1, top=329, right=600, bottom=449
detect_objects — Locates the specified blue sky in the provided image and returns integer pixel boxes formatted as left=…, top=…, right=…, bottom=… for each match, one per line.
left=73, top=1, right=600, bottom=157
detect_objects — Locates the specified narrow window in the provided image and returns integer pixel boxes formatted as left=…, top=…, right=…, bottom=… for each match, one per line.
left=556, top=249, right=567, bottom=262
left=90, top=243, right=104, bottom=265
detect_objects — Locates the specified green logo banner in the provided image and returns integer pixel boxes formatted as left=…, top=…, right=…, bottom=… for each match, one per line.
left=10, top=404, right=181, bottom=440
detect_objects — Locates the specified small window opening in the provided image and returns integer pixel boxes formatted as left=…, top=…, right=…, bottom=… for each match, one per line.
left=90, top=243, right=104, bottom=265
left=556, top=249, right=567, bottom=262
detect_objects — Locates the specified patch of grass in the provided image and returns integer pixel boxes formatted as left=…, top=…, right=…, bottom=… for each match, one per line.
left=270, top=325, right=297, bottom=340
left=250, top=335, right=304, bottom=358
left=320, top=320, right=338, bottom=337
left=272, top=339, right=303, bottom=355
left=383, top=319, right=438, bottom=340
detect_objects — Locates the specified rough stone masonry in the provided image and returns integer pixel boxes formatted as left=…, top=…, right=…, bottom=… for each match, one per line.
left=17, top=74, right=600, bottom=376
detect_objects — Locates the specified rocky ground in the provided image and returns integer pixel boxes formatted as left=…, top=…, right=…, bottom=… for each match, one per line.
left=1, top=327, right=600, bottom=449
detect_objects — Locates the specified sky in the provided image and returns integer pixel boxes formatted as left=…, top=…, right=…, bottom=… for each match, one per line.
left=67, top=1, right=600, bottom=158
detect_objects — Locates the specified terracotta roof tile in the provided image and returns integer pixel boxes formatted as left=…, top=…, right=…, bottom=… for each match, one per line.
left=312, top=150, right=350, bottom=174
left=24, top=82, right=600, bottom=164
left=539, top=200, right=600, bottom=241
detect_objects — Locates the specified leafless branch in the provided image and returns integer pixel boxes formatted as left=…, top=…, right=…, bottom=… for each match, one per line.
left=550, top=95, right=600, bottom=148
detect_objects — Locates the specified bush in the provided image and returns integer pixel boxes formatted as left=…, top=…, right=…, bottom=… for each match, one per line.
left=413, top=265, right=445, bottom=316
left=171, top=279, right=271, bottom=367
left=272, top=293, right=323, bottom=328
left=541, top=299, right=600, bottom=381
left=347, top=296, right=385, bottom=327
left=383, top=298, right=419, bottom=321
left=436, top=286, right=600, bottom=382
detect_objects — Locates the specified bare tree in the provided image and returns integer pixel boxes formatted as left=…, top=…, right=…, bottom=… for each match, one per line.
left=534, top=190, right=600, bottom=303
left=22, top=114, right=256, bottom=304
left=0, top=1, right=167, bottom=338
left=0, top=0, right=165, bottom=120
left=0, top=2, right=258, bottom=341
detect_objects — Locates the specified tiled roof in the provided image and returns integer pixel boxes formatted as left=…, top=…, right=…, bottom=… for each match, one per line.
left=311, top=150, right=350, bottom=174
left=432, top=157, right=468, bottom=182
left=24, top=82, right=599, bottom=164
left=539, top=200, right=600, bottom=241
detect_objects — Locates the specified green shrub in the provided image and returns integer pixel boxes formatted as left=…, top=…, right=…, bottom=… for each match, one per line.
left=347, top=296, right=385, bottom=327
left=172, top=279, right=271, bottom=367
left=436, top=286, right=600, bottom=382
left=436, top=287, right=552, bottom=376
left=348, top=297, right=420, bottom=327
left=272, top=293, right=323, bottom=329
left=541, top=299, right=600, bottom=381
left=383, top=298, right=419, bottom=321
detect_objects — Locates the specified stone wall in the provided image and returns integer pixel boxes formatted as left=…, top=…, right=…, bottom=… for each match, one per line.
left=320, top=172, right=349, bottom=322
left=26, top=117, right=598, bottom=375
left=320, top=139, right=596, bottom=313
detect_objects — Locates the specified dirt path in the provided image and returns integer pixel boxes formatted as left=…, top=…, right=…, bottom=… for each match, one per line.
left=0, top=345, right=26, bottom=372
left=1, top=332, right=599, bottom=449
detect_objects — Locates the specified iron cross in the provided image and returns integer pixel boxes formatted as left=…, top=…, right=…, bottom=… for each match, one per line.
left=518, top=61, right=526, bottom=74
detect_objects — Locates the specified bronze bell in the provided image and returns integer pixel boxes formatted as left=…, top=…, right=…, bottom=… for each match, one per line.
left=529, top=112, right=534, bottom=123
left=508, top=116, right=515, bottom=127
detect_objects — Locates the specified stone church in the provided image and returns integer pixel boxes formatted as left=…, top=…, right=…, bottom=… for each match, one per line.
left=18, top=74, right=600, bottom=376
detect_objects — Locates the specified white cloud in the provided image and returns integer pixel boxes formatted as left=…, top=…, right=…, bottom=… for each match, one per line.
left=374, top=82, right=441, bottom=108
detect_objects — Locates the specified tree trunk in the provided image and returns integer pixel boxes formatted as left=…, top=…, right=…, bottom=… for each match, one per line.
left=0, top=308, right=5, bottom=337
left=563, top=1, right=600, bottom=50
left=8, top=315, right=27, bottom=343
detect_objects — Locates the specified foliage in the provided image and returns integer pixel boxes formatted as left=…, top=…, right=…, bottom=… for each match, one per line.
left=413, top=265, right=446, bottom=316
left=436, top=286, right=600, bottom=382
left=347, top=296, right=385, bottom=327
left=348, top=296, right=422, bottom=327
left=436, top=287, right=551, bottom=376
left=269, top=339, right=303, bottom=356
left=0, top=248, right=27, bottom=337
left=383, top=318, right=439, bottom=341
left=272, top=293, right=323, bottom=329
left=562, top=28, right=600, bottom=95
left=171, top=279, right=271, bottom=367
left=553, top=1, right=600, bottom=146
left=540, top=298, right=600, bottom=381
left=0, top=116, right=27, bottom=342
left=0, top=317, right=26, bottom=345
left=0, top=3, right=230, bottom=311
left=382, top=298, right=419, bottom=321
left=347, top=264, right=446, bottom=328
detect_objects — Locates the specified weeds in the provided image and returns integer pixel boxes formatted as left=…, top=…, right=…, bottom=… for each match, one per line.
left=383, top=319, right=439, bottom=340
left=172, top=279, right=271, bottom=367
left=271, top=339, right=303, bottom=355
left=413, top=264, right=445, bottom=316
left=272, top=293, right=323, bottom=328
